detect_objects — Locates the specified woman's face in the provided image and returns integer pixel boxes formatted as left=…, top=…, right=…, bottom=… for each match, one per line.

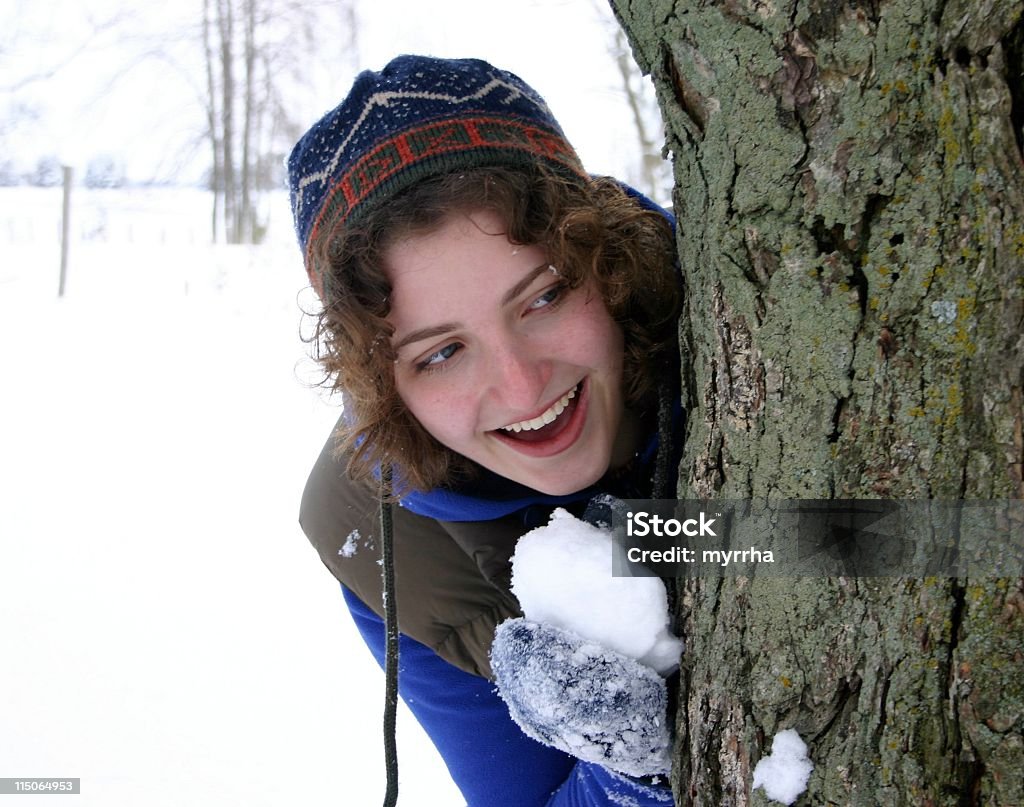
left=384, top=209, right=633, bottom=495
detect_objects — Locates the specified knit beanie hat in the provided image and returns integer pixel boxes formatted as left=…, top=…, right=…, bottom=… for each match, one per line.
left=287, top=55, right=588, bottom=294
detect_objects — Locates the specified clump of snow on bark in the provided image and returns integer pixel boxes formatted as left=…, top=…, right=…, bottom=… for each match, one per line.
left=752, top=729, right=813, bottom=805
left=510, top=508, right=683, bottom=675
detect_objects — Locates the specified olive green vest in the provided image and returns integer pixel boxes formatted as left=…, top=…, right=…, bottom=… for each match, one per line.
left=298, top=423, right=525, bottom=679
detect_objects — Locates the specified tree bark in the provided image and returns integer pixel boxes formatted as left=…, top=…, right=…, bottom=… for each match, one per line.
left=612, top=0, right=1024, bottom=803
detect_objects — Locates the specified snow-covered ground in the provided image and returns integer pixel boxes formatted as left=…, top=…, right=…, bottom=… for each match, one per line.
left=0, top=187, right=464, bottom=805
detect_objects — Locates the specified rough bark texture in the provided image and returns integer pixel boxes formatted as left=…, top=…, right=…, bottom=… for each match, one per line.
left=611, top=0, right=1024, bottom=804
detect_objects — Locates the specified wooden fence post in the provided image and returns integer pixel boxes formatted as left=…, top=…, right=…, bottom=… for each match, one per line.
left=58, top=165, right=72, bottom=297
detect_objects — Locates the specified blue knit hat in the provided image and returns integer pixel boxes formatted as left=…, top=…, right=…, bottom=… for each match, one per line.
left=288, top=55, right=588, bottom=294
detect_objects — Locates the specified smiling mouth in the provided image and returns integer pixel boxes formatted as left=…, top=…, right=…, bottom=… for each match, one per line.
left=493, top=382, right=584, bottom=446
left=499, top=385, right=579, bottom=434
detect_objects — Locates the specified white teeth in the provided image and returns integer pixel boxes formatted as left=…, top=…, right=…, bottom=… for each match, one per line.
left=501, top=386, right=577, bottom=433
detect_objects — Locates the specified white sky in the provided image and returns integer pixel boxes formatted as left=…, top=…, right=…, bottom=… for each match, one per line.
left=1, top=0, right=653, bottom=186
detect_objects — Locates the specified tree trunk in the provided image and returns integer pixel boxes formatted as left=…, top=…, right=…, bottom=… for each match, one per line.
left=612, top=0, right=1024, bottom=804
left=240, top=0, right=256, bottom=245
left=217, top=0, right=237, bottom=243
left=202, top=0, right=222, bottom=243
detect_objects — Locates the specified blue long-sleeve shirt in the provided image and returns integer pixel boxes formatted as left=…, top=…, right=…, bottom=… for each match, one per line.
left=343, top=585, right=675, bottom=806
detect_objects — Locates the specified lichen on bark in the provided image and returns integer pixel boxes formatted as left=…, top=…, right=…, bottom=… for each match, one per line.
left=611, top=0, right=1024, bottom=803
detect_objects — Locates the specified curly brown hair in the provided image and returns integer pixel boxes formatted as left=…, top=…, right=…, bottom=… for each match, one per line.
left=306, top=166, right=680, bottom=493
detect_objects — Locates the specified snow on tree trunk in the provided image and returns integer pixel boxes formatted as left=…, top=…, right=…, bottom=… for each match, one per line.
left=611, top=0, right=1023, bottom=803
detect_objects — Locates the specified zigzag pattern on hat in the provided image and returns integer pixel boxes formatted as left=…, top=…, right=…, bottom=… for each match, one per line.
left=305, top=114, right=583, bottom=261
left=292, top=78, right=540, bottom=220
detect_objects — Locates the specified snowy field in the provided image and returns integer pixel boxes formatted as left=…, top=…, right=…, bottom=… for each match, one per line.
left=0, top=187, right=464, bottom=805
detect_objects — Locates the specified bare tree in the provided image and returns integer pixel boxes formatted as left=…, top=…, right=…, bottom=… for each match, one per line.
left=591, top=0, right=673, bottom=204
left=203, top=0, right=224, bottom=240
left=201, top=0, right=358, bottom=243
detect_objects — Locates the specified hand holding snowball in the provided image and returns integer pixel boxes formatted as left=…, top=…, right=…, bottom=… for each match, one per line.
left=490, top=507, right=685, bottom=777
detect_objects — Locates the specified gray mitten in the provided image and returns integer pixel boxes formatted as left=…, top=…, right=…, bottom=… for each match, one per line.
left=490, top=617, right=672, bottom=778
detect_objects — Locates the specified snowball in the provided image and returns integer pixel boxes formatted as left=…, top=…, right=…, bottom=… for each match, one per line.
left=752, top=729, right=813, bottom=805
left=510, top=508, right=683, bottom=675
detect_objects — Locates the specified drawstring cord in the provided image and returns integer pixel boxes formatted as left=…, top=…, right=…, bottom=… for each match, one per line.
left=380, top=465, right=399, bottom=807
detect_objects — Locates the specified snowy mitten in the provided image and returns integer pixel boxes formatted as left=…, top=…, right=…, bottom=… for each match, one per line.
left=491, top=617, right=671, bottom=778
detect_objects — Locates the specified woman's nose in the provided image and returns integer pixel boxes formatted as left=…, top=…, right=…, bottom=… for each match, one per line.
left=487, top=338, right=550, bottom=410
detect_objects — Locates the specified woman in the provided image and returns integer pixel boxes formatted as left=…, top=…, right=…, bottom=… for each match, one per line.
left=290, top=55, right=682, bottom=806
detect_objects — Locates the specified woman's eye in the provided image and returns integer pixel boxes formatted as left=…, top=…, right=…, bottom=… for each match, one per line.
left=418, top=343, right=460, bottom=371
left=528, top=285, right=563, bottom=311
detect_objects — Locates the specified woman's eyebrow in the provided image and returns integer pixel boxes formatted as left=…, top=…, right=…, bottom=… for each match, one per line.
left=500, top=263, right=554, bottom=306
left=394, top=264, right=554, bottom=351
left=393, top=323, right=460, bottom=352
